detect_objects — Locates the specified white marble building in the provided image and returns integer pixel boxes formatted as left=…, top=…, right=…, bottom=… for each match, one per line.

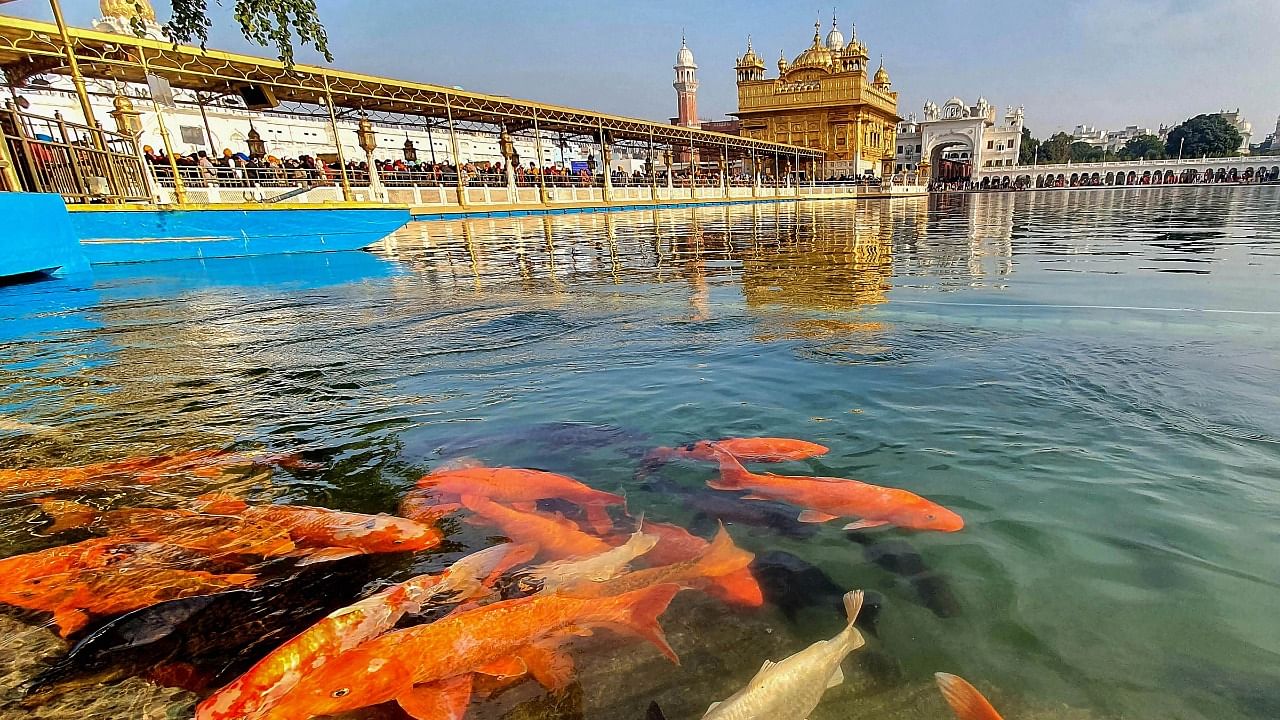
left=894, top=97, right=1023, bottom=178
left=8, top=78, right=613, bottom=171
left=1215, top=109, right=1253, bottom=154
left=1071, top=124, right=1153, bottom=153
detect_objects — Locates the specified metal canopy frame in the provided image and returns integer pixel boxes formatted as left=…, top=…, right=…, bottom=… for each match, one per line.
left=0, top=15, right=823, bottom=161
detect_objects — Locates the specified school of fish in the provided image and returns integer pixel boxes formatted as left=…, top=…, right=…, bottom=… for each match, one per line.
left=0, top=437, right=1010, bottom=719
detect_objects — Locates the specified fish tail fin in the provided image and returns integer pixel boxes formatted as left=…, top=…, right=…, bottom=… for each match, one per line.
left=934, top=673, right=1005, bottom=720
left=607, top=583, right=682, bottom=664
left=646, top=701, right=669, bottom=720
left=843, top=589, right=865, bottom=626
left=692, top=523, right=755, bottom=578
left=709, top=568, right=765, bottom=607
left=38, top=500, right=97, bottom=533
left=840, top=589, right=868, bottom=652
left=705, top=447, right=751, bottom=490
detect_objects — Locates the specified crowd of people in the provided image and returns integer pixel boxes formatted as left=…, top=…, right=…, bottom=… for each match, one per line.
left=140, top=147, right=799, bottom=191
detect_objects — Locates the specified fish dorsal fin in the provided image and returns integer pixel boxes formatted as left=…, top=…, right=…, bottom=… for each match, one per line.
left=750, top=658, right=778, bottom=682
left=705, top=701, right=721, bottom=713
left=826, top=665, right=845, bottom=689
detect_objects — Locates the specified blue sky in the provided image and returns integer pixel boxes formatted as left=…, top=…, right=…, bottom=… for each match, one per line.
left=13, top=0, right=1280, bottom=138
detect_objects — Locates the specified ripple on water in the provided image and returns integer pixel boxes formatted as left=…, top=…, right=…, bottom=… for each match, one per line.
left=1, top=189, right=1279, bottom=720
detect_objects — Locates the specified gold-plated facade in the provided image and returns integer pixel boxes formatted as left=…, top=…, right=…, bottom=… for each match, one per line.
left=734, top=19, right=899, bottom=177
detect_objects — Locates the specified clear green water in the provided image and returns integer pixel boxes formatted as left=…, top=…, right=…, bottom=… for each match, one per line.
left=2, top=186, right=1279, bottom=719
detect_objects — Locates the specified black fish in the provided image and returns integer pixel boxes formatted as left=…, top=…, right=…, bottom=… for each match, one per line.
left=749, top=550, right=883, bottom=636
left=640, top=469, right=817, bottom=541
left=686, top=492, right=819, bottom=541
left=23, top=554, right=388, bottom=704
left=846, top=533, right=962, bottom=618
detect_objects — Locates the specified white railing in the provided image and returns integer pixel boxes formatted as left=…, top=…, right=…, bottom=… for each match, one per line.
left=990, top=155, right=1276, bottom=176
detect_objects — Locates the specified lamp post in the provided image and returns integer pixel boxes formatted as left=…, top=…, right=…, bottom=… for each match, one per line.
left=1178, top=137, right=1185, bottom=162
left=108, top=92, right=143, bottom=138
left=246, top=122, right=266, bottom=159
left=403, top=136, right=417, bottom=162
left=356, top=114, right=384, bottom=201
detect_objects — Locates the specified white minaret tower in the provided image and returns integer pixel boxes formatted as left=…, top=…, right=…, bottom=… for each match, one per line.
left=673, top=32, right=699, bottom=128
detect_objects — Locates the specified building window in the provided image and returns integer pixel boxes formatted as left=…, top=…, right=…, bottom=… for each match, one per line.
left=897, top=146, right=903, bottom=154
left=987, top=140, right=994, bottom=149
left=179, top=126, right=205, bottom=145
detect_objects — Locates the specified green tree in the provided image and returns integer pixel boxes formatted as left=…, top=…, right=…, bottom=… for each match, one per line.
left=1018, top=128, right=1039, bottom=165
left=1069, top=141, right=1103, bottom=163
left=1040, top=132, right=1073, bottom=164
left=160, top=0, right=332, bottom=66
left=1164, top=114, right=1243, bottom=159
left=1119, top=134, right=1166, bottom=160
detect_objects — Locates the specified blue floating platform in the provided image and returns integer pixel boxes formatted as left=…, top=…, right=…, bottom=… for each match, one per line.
left=69, top=205, right=411, bottom=265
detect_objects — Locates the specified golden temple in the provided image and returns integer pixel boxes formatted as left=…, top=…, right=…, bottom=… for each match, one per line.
left=734, top=16, right=900, bottom=179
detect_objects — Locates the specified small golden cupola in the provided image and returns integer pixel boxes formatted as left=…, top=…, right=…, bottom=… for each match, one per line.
left=735, top=36, right=766, bottom=82
left=873, top=58, right=891, bottom=89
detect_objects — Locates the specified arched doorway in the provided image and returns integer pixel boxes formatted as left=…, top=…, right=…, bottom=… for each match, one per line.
left=926, top=135, right=975, bottom=184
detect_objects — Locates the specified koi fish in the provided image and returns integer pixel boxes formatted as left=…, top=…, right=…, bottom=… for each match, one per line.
left=0, top=540, right=256, bottom=637
left=650, top=437, right=830, bottom=464
left=262, top=583, right=681, bottom=719
left=39, top=500, right=298, bottom=559
left=520, top=527, right=659, bottom=593
left=24, top=554, right=382, bottom=705
left=636, top=521, right=763, bottom=607
left=701, top=590, right=866, bottom=720
left=196, top=544, right=522, bottom=720
left=565, top=524, right=757, bottom=607
left=193, top=495, right=441, bottom=554
left=0, top=449, right=306, bottom=495
left=708, top=449, right=964, bottom=532
left=460, top=494, right=613, bottom=560
left=935, top=673, right=1006, bottom=720
left=416, top=465, right=624, bottom=533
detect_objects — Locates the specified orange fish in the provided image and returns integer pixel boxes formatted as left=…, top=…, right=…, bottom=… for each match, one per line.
left=415, top=465, right=623, bottom=533
left=0, top=539, right=255, bottom=636
left=263, top=583, right=681, bottom=720
left=935, top=673, right=1006, bottom=720
left=460, top=494, right=612, bottom=560
left=708, top=449, right=964, bottom=533
left=194, top=495, right=442, bottom=554
left=197, top=544, right=523, bottom=720
left=650, top=437, right=830, bottom=463
left=0, top=449, right=304, bottom=494
left=568, top=522, right=759, bottom=609
left=39, top=500, right=297, bottom=559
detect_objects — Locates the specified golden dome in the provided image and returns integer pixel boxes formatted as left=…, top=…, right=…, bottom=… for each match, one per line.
left=790, top=22, right=834, bottom=71
left=100, top=0, right=157, bottom=22
left=778, top=50, right=789, bottom=73
left=736, top=36, right=765, bottom=70
left=874, top=61, right=891, bottom=86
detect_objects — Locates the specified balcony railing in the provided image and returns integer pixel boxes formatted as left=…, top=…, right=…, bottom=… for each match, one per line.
left=0, top=108, right=151, bottom=203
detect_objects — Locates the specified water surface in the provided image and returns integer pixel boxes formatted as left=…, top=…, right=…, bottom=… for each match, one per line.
left=2, top=186, right=1279, bottom=719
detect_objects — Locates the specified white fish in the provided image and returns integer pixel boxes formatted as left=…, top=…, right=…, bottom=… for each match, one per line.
left=402, top=542, right=526, bottom=606
left=522, top=527, right=659, bottom=593
left=701, top=590, right=865, bottom=720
